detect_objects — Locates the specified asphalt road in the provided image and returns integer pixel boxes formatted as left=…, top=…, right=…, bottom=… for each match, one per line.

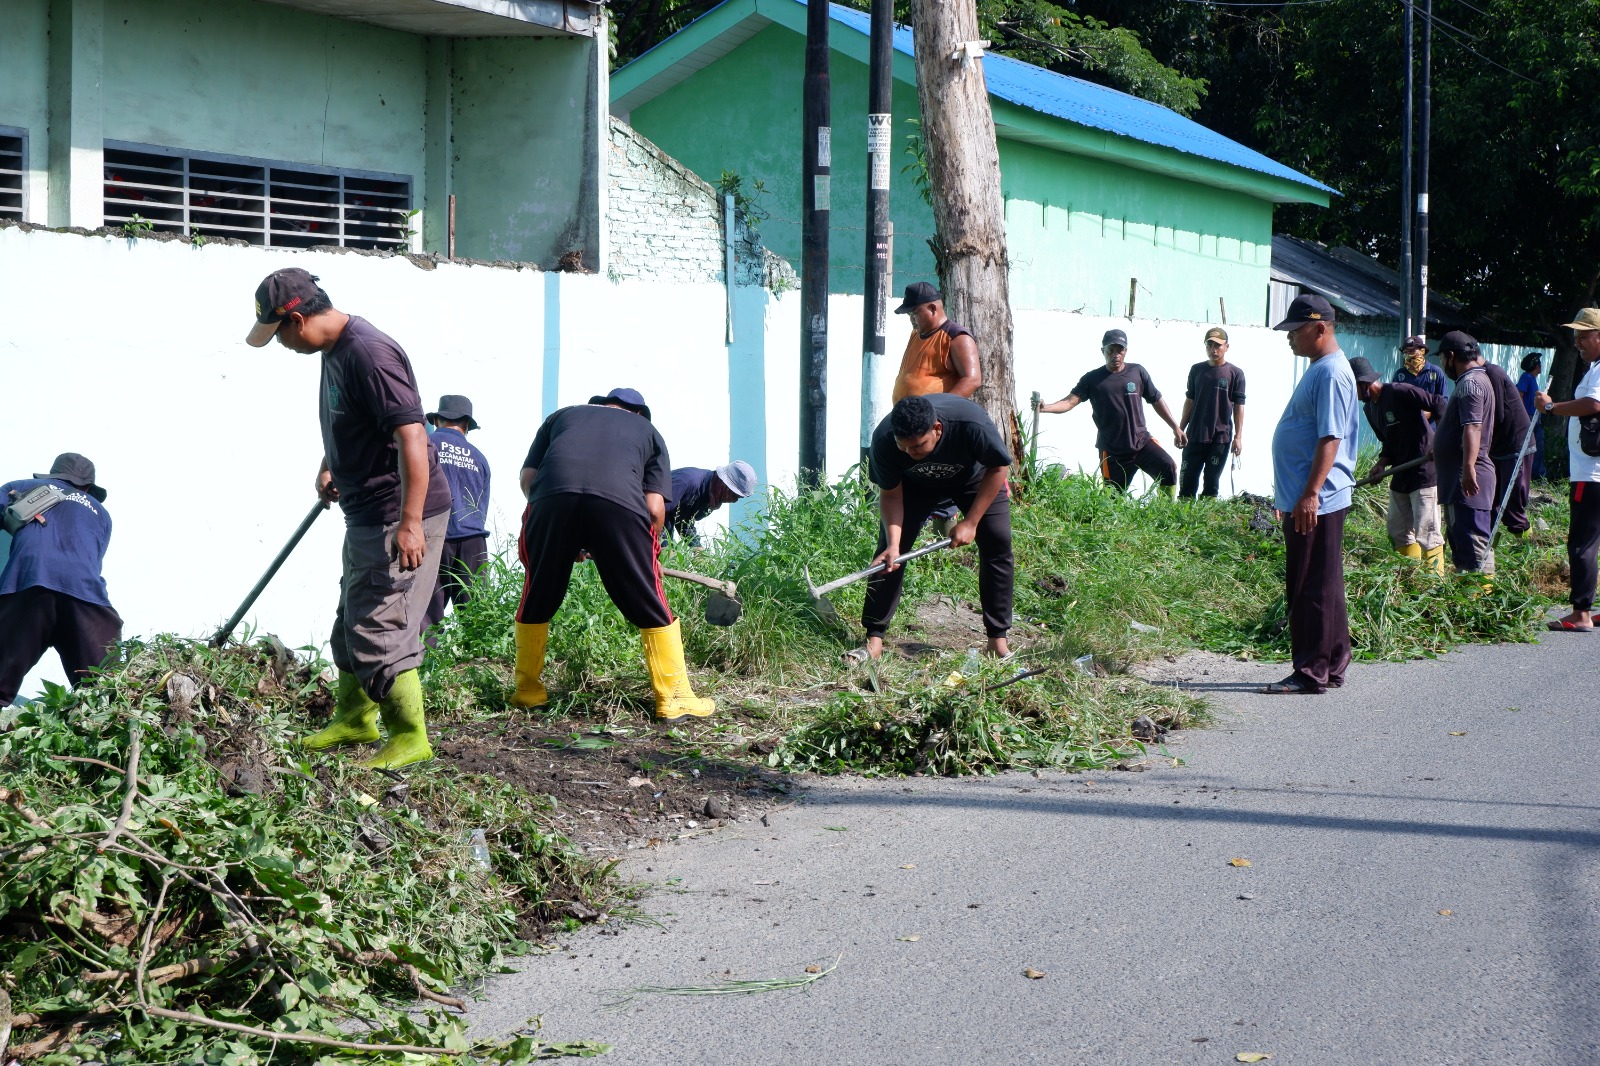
left=471, top=634, right=1600, bottom=1065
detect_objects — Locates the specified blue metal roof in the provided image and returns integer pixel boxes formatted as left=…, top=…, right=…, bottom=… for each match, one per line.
left=812, top=0, right=1333, bottom=197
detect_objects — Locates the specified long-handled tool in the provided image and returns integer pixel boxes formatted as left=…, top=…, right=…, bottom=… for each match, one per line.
left=1028, top=391, right=1042, bottom=472
left=804, top=538, right=953, bottom=623
left=661, top=567, right=743, bottom=626
left=1356, top=452, right=1431, bottom=488
left=1489, top=412, right=1541, bottom=544
left=210, top=502, right=326, bottom=647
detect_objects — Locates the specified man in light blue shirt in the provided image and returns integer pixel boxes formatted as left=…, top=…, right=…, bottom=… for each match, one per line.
left=1266, top=294, right=1360, bottom=694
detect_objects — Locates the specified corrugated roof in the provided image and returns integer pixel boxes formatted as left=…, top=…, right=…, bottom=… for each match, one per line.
left=816, top=1, right=1333, bottom=197
left=1271, top=235, right=1469, bottom=326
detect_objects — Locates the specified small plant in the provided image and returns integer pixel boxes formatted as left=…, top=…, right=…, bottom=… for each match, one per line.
left=717, top=170, right=769, bottom=227
left=119, top=213, right=154, bottom=238
left=900, top=119, right=932, bottom=208
left=188, top=225, right=207, bottom=247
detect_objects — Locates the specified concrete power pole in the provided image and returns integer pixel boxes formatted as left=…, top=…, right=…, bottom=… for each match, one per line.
left=798, top=0, right=831, bottom=483
left=908, top=0, right=1018, bottom=455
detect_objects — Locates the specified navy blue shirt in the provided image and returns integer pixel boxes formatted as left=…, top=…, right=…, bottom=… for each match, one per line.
left=666, top=468, right=718, bottom=544
left=431, top=427, right=491, bottom=540
left=0, top=478, right=114, bottom=607
left=320, top=316, right=453, bottom=527
left=1393, top=360, right=1447, bottom=402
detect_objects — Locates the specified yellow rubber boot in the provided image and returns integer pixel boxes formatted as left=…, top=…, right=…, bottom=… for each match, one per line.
left=513, top=622, right=550, bottom=709
left=1421, top=545, right=1446, bottom=576
left=303, top=673, right=380, bottom=750
left=1397, top=542, right=1423, bottom=562
left=640, top=619, right=715, bottom=720
left=359, top=670, right=433, bottom=770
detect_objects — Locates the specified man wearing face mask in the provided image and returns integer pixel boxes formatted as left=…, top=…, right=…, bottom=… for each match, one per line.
left=1035, top=329, right=1185, bottom=494
left=1393, top=335, right=1447, bottom=402
left=1434, top=332, right=1499, bottom=580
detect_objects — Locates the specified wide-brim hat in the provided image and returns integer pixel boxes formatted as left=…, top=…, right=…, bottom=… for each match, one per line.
left=589, top=387, right=652, bottom=422
left=427, top=394, right=479, bottom=430
left=35, top=452, right=107, bottom=502
left=715, top=460, right=758, bottom=499
left=1348, top=356, right=1381, bottom=387
left=1563, top=308, right=1600, bottom=331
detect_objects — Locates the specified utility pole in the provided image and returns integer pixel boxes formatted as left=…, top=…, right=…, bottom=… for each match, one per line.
left=909, top=0, right=1018, bottom=456
left=799, top=0, right=831, bottom=482
left=860, top=0, right=893, bottom=463
left=1415, top=0, right=1432, bottom=334
left=1398, top=0, right=1414, bottom=339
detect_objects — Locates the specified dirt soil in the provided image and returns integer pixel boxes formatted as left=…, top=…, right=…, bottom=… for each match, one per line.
left=432, top=717, right=796, bottom=857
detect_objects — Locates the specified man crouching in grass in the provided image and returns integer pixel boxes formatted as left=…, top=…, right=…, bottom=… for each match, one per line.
left=858, top=394, right=1014, bottom=661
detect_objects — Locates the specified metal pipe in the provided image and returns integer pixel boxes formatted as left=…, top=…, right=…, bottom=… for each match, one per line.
left=447, top=193, right=456, bottom=260
left=1416, top=0, right=1432, bottom=331
left=209, top=503, right=326, bottom=647
left=860, top=0, right=893, bottom=465
left=1399, top=0, right=1415, bottom=338
left=799, top=0, right=831, bottom=482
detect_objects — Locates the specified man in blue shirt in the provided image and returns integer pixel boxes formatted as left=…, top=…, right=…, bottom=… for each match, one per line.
left=1516, top=353, right=1546, bottom=480
left=422, top=395, right=491, bottom=644
left=665, top=461, right=757, bottom=546
left=0, top=453, right=123, bottom=705
left=1266, top=295, right=1360, bottom=695
left=1393, top=334, right=1447, bottom=401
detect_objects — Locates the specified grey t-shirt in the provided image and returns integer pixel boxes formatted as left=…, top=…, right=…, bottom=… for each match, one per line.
left=1435, top=366, right=1497, bottom=509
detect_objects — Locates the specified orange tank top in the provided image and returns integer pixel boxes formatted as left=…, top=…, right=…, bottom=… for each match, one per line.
left=892, top=321, right=974, bottom=402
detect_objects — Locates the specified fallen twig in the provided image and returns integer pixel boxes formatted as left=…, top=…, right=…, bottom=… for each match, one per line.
left=82, top=953, right=237, bottom=986
left=139, top=1005, right=467, bottom=1056
left=605, top=954, right=840, bottom=1009
left=96, top=720, right=144, bottom=854
left=336, top=948, right=468, bottom=1012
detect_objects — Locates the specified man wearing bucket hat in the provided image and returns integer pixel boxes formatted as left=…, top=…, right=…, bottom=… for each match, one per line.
left=245, top=267, right=452, bottom=769
left=666, top=460, right=759, bottom=546
left=0, top=453, right=123, bottom=705
left=1264, top=294, right=1359, bottom=695
left=1534, top=308, right=1600, bottom=632
left=513, top=388, right=715, bottom=720
left=422, top=395, right=492, bottom=643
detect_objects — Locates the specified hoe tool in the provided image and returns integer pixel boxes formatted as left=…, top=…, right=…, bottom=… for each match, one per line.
left=661, top=567, right=743, bottom=626
left=804, top=538, right=953, bottom=623
left=210, top=502, right=326, bottom=647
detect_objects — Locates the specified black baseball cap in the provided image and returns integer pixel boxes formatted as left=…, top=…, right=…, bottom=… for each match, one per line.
left=1273, top=293, right=1336, bottom=331
left=894, top=281, right=941, bottom=315
left=589, top=387, right=652, bottom=422
left=247, top=267, right=324, bottom=347
left=427, top=395, right=479, bottom=430
left=1101, top=329, right=1128, bottom=349
left=35, top=452, right=107, bottom=502
left=1400, top=334, right=1428, bottom=352
left=1348, top=356, right=1382, bottom=388
left=1437, top=331, right=1481, bottom=359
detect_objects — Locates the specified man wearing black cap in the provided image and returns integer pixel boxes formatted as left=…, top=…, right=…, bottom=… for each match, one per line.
left=1480, top=358, right=1533, bottom=538
left=1435, top=331, right=1499, bottom=579
left=861, top=393, right=1014, bottom=660
left=1265, top=294, right=1359, bottom=694
left=0, top=454, right=122, bottom=705
left=245, top=267, right=452, bottom=769
left=1393, top=335, right=1447, bottom=402
left=1036, top=329, right=1185, bottom=493
left=422, top=395, right=492, bottom=643
left=890, top=281, right=981, bottom=403
left=513, top=388, right=714, bottom=720
left=1178, top=326, right=1247, bottom=499
left=1354, top=356, right=1448, bottom=574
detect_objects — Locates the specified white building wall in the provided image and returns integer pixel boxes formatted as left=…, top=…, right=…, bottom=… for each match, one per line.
left=4, top=224, right=1306, bottom=698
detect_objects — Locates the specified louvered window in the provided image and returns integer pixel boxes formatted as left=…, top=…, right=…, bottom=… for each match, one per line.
left=0, top=129, right=24, bottom=223
left=103, top=142, right=411, bottom=250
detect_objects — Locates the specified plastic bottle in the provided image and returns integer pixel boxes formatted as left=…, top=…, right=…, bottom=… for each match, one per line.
left=467, top=828, right=491, bottom=869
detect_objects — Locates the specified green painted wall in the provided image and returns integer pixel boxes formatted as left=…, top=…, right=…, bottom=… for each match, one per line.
left=626, top=21, right=1277, bottom=324
left=101, top=0, right=426, bottom=180
left=451, top=35, right=601, bottom=267
left=0, top=2, right=50, bottom=181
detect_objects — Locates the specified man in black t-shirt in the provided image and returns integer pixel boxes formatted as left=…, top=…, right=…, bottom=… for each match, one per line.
left=1178, top=327, right=1247, bottom=499
left=246, top=268, right=451, bottom=770
left=1036, top=329, right=1185, bottom=494
left=1355, top=356, right=1447, bottom=574
left=513, top=388, right=714, bottom=721
left=1481, top=361, right=1533, bottom=537
left=861, top=394, right=1014, bottom=660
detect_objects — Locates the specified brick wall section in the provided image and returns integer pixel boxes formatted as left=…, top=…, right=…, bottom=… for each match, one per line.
left=608, top=119, right=788, bottom=288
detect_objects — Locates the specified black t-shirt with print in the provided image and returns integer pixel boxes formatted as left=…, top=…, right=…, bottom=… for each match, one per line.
left=319, top=316, right=452, bottom=526
left=1070, top=363, right=1162, bottom=455
left=1366, top=381, right=1443, bottom=493
left=869, top=394, right=1012, bottom=495
left=523, top=404, right=672, bottom=520
left=1183, top=361, right=1247, bottom=445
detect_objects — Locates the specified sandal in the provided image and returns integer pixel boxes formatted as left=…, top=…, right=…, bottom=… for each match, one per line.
left=841, top=646, right=873, bottom=664
left=1259, top=677, right=1324, bottom=695
left=1546, top=619, right=1594, bottom=633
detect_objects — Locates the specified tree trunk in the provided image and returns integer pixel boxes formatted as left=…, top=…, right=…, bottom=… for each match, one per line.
left=909, top=0, right=1019, bottom=460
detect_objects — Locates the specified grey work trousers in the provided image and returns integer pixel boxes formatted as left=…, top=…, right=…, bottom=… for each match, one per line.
left=331, top=510, right=447, bottom=700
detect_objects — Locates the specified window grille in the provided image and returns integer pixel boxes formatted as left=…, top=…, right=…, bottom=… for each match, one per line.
left=103, top=142, right=411, bottom=250
left=0, top=129, right=24, bottom=223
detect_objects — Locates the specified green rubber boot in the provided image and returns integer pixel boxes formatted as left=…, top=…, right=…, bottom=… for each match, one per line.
left=359, top=670, right=434, bottom=770
left=302, top=673, right=380, bottom=750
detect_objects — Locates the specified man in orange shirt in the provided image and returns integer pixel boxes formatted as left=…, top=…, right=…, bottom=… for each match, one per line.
left=891, top=282, right=981, bottom=402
